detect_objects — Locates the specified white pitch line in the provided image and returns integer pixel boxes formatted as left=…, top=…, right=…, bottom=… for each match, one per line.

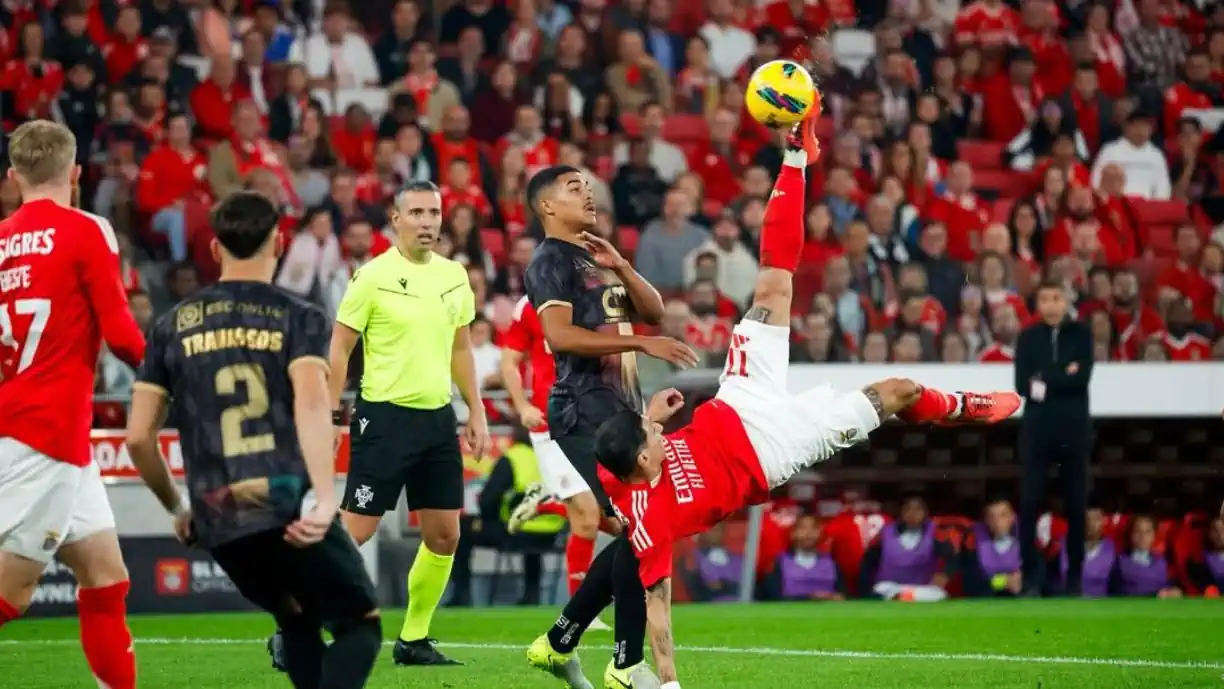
left=0, top=638, right=1220, bottom=671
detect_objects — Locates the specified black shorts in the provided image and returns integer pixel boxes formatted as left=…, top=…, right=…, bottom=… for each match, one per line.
left=342, top=399, right=464, bottom=515
left=210, top=521, right=376, bottom=625
left=554, top=433, right=616, bottom=518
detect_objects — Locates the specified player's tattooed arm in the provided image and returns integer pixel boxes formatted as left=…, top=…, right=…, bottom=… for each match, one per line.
left=861, top=386, right=888, bottom=422
left=744, top=305, right=772, bottom=323
left=645, top=578, right=678, bottom=682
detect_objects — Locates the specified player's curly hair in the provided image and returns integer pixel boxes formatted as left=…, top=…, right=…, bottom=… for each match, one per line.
left=594, top=410, right=648, bottom=481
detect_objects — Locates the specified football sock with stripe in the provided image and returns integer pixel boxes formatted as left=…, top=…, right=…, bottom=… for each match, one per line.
left=400, top=542, right=454, bottom=641
left=896, top=387, right=959, bottom=424
left=565, top=533, right=596, bottom=597
left=610, top=537, right=647, bottom=670
left=77, top=581, right=137, bottom=689
left=548, top=543, right=617, bottom=654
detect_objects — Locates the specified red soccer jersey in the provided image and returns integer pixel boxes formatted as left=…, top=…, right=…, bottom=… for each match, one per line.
left=503, top=296, right=555, bottom=432
left=1163, top=332, right=1212, bottom=361
left=977, top=342, right=1016, bottom=362
left=612, top=399, right=769, bottom=587
left=439, top=183, right=493, bottom=221
left=954, top=1, right=1021, bottom=47
left=0, top=200, right=146, bottom=466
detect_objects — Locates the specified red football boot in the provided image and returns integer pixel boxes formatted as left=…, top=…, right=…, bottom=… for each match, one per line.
left=942, top=391, right=1022, bottom=425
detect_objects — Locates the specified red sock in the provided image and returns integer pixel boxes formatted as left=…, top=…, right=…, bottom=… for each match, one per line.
left=0, top=595, right=19, bottom=628
left=758, top=152, right=807, bottom=273
left=565, top=533, right=596, bottom=596
left=537, top=501, right=568, bottom=518
left=896, top=386, right=958, bottom=424
left=78, top=581, right=136, bottom=689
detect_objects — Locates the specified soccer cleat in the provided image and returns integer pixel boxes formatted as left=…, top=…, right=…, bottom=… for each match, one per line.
left=508, top=482, right=548, bottom=535
left=267, top=631, right=287, bottom=672
left=587, top=615, right=612, bottom=632
left=393, top=637, right=462, bottom=666
left=785, top=110, right=822, bottom=161
left=604, top=660, right=662, bottom=689
left=945, top=391, right=1022, bottom=425
left=526, top=634, right=594, bottom=689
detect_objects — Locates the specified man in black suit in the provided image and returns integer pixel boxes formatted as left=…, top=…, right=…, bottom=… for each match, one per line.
left=1014, top=281, right=1094, bottom=596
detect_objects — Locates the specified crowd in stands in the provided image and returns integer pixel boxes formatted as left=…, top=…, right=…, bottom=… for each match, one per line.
left=2, top=0, right=1223, bottom=407
left=676, top=497, right=1224, bottom=601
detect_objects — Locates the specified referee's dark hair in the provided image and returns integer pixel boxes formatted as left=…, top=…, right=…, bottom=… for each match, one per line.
left=211, top=191, right=281, bottom=259
left=594, top=410, right=649, bottom=481
left=525, top=165, right=580, bottom=215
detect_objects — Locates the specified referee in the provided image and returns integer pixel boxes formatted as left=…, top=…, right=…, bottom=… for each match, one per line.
left=274, top=180, right=490, bottom=668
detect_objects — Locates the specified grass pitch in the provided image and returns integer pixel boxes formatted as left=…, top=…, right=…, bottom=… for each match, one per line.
left=2, top=600, right=1221, bottom=688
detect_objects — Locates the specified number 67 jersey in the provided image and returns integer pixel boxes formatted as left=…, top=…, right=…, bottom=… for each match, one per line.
left=135, top=281, right=331, bottom=548
left=0, top=200, right=146, bottom=467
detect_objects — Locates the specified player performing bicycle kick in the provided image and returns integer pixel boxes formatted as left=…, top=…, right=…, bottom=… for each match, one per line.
left=564, top=114, right=1022, bottom=688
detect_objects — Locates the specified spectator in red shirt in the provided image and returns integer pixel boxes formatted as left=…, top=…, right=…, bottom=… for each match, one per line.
left=1085, top=3, right=1127, bottom=98
left=1112, top=268, right=1166, bottom=360
left=982, top=48, right=1044, bottom=143
left=1019, top=0, right=1071, bottom=96
left=332, top=103, right=377, bottom=173
left=137, top=113, right=208, bottom=261
left=102, top=5, right=148, bottom=85
left=1048, top=185, right=1127, bottom=266
left=439, top=157, right=493, bottom=220
left=927, top=161, right=989, bottom=262
left=954, top=0, right=1021, bottom=47
left=355, top=138, right=404, bottom=208
left=979, top=250, right=1032, bottom=321
left=689, top=106, right=756, bottom=205
left=133, top=79, right=170, bottom=145
left=190, top=56, right=251, bottom=142
left=685, top=278, right=734, bottom=356
left=432, top=104, right=493, bottom=191
left=1161, top=297, right=1213, bottom=360
left=1, top=22, right=64, bottom=123
left=979, top=304, right=1021, bottom=362
left=755, top=0, right=831, bottom=58
left=496, top=104, right=560, bottom=177
left=1163, top=50, right=1221, bottom=141
left=1157, top=224, right=1218, bottom=321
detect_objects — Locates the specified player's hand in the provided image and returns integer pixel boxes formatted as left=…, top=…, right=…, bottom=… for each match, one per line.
left=285, top=497, right=337, bottom=547
left=517, top=403, right=545, bottom=429
left=646, top=388, right=685, bottom=423
left=172, top=508, right=195, bottom=546
left=640, top=336, right=700, bottom=368
left=579, top=232, right=628, bottom=270
left=464, top=412, right=491, bottom=460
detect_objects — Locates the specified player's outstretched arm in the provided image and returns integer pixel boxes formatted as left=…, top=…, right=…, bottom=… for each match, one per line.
left=538, top=306, right=698, bottom=368
left=126, top=389, right=180, bottom=515
left=645, top=578, right=679, bottom=685
left=499, top=347, right=543, bottom=427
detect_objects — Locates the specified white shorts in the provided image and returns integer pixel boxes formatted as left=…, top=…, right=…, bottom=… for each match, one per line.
left=716, top=320, right=881, bottom=489
left=529, top=431, right=591, bottom=501
left=0, top=438, right=116, bottom=564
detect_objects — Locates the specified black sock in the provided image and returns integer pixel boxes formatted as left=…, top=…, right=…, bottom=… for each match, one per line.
left=610, top=537, right=646, bottom=669
left=547, top=543, right=616, bottom=653
left=319, top=617, right=382, bottom=689
left=279, top=618, right=326, bottom=689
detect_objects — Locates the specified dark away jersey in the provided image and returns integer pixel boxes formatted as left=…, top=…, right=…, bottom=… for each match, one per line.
left=524, top=237, right=642, bottom=436
left=136, top=281, right=331, bottom=548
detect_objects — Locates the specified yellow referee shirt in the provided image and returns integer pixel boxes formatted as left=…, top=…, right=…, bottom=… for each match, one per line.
left=335, top=249, right=475, bottom=410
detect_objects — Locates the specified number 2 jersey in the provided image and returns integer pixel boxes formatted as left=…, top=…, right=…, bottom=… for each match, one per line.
left=0, top=199, right=146, bottom=466
left=135, top=281, right=331, bottom=548
left=603, top=398, right=771, bottom=588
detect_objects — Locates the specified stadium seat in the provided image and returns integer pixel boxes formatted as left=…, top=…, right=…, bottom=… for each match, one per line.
left=616, top=225, right=641, bottom=259
left=1132, top=198, right=1190, bottom=226
left=663, top=114, right=709, bottom=143
left=480, top=228, right=507, bottom=266
left=958, top=140, right=1006, bottom=169
left=831, top=29, right=875, bottom=76
left=972, top=170, right=1028, bottom=199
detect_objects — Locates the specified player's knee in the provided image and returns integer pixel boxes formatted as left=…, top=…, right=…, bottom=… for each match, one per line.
left=566, top=495, right=600, bottom=537
left=422, top=529, right=459, bottom=556
left=61, top=533, right=129, bottom=589
left=341, top=512, right=379, bottom=546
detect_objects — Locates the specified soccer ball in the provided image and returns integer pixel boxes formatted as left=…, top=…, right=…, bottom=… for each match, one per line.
left=744, top=59, right=818, bottom=127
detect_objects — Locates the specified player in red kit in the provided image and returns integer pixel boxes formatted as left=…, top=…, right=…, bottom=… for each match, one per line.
left=500, top=293, right=613, bottom=632
left=591, top=115, right=1021, bottom=686
left=0, top=120, right=146, bottom=689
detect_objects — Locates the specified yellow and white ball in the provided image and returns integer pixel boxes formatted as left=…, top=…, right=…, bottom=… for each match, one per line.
left=744, top=59, right=819, bottom=127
